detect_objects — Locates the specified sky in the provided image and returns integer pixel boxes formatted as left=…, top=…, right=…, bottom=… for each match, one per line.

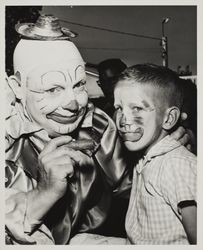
left=43, top=5, right=197, bottom=74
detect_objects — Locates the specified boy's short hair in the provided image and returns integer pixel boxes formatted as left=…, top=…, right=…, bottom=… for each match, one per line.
left=117, top=63, right=184, bottom=109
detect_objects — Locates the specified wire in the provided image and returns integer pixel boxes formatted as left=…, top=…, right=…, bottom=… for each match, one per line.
left=78, top=46, right=160, bottom=51
left=59, top=18, right=161, bottom=41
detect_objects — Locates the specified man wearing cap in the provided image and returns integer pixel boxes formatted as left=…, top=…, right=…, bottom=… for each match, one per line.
left=5, top=15, right=189, bottom=245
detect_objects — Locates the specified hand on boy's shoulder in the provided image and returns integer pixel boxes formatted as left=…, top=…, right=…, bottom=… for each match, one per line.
left=170, top=126, right=196, bottom=155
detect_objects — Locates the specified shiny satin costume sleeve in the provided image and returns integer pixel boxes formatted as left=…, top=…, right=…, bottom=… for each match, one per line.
left=5, top=88, right=132, bottom=244
left=5, top=80, right=55, bottom=244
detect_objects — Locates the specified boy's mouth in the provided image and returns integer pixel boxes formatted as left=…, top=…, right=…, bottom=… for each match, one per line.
left=118, top=127, right=144, bottom=142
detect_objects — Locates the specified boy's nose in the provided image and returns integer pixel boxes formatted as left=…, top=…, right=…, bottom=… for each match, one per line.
left=62, top=100, right=79, bottom=112
left=120, top=114, right=126, bottom=127
left=120, top=112, right=134, bottom=126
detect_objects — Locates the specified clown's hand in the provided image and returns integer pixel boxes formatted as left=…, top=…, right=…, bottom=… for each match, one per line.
left=61, top=140, right=94, bottom=169
left=170, top=126, right=189, bottom=146
left=37, top=136, right=75, bottom=200
left=170, top=112, right=196, bottom=153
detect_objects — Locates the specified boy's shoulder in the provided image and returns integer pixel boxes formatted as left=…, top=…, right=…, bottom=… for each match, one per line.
left=150, top=135, right=197, bottom=172
left=164, top=141, right=196, bottom=163
left=160, top=140, right=196, bottom=176
left=149, top=134, right=196, bottom=163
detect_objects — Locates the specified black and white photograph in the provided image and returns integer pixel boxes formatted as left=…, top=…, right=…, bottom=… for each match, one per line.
left=3, top=1, right=201, bottom=247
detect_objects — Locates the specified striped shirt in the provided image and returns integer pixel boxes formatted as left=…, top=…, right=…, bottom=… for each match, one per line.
left=125, top=135, right=196, bottom=244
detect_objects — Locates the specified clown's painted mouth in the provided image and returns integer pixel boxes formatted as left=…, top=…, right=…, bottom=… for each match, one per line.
left=46, top=108, right=84, bottom=124
left=118, top=127, right=144, bottom=142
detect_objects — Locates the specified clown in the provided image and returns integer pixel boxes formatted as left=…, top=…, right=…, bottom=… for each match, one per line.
left=5, top=15, right=131, bottom=244
left=5, top=14, right=190, bottom=245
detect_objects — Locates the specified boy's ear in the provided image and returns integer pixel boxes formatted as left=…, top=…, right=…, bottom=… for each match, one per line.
left=162, top=107, right=181, bottom=130
left=7, top=75, right=23, bottom=100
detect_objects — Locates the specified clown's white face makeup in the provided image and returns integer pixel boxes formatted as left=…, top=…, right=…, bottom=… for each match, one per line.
left=25, top=62, right=88, bottom=137
left=114, top=81, right=167, bottom=153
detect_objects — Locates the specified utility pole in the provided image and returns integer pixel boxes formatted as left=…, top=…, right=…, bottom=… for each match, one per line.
left=161, top=18, right=170, bottom=67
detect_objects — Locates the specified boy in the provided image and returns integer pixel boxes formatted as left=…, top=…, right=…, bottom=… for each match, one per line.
left=114, top=64, right=197, bottom=244
left=69, top=63, right=197, bottom=245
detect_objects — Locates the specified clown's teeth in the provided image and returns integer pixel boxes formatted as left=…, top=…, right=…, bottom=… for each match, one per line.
left=54, top=108, right=76, bottom=116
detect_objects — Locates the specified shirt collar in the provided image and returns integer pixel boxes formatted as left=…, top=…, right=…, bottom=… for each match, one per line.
left=146, top=135, right=181, bottom=159
left=136, top=135, right=181, bottom=174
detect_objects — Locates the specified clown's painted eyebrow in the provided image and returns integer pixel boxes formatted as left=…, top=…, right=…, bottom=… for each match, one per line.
left=75, top=65, right=85, bottom=80
left=67, top=71, right=72, bottom=83
left=41, top=71, right=66, bottom=86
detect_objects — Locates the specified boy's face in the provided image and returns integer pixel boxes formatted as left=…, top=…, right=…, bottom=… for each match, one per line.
left=114, top=81, right=165, bottom=153
left=25, top=62, right=88, bottom=137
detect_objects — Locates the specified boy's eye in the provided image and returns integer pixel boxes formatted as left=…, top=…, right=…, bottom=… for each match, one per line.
left=132, top=106, right=143, bottom=112
left=114, top=105, right=122, bottom=112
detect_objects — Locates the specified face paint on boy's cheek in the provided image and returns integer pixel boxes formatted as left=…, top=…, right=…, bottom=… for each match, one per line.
left=117, top=113, right=144, bottom=142
left=118, top=111, right=143, bottom=128
left=132, top=116, right=143, bottom=126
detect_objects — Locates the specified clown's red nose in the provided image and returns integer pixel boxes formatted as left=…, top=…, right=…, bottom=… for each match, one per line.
left=63, top=100, right=79, bottom=112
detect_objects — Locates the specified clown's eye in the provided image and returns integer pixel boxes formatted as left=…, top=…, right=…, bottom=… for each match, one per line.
left=46, top=86, right=63, bottom=94
left=74, top=81, right=86, bottom=89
